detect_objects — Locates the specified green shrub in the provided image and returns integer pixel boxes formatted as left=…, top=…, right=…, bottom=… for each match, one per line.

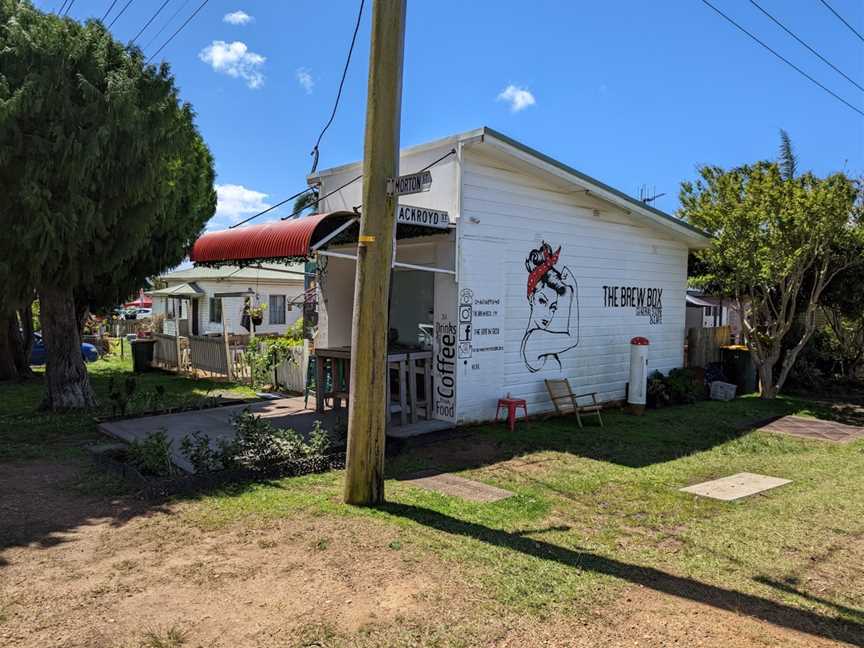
left=666, top=367, right=704, bottom=404
left=243, top=334, right=303, bottom=388
left=128, top=429, right=175, bottom=477
left=647, top=370, right=671, bottom=408
left=180, top=409, right=333, bottom=473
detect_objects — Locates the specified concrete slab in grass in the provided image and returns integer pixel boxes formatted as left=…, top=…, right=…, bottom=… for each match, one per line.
left=680, top=472, right=791, bottom=501
left=403, top=473, right=514, bottom=503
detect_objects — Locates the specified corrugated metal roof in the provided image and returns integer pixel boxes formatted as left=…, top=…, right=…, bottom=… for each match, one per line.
left=189, top=212, right=355, bottom=265
left=148, top=282, right=205, bottom=298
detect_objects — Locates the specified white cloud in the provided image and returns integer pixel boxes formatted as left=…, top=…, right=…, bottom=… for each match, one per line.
left=210, top=184, right=271, bottom=229
left=199, top=41, right=265, bottom=89
left=296, top=67, right=314, bottom=94
left=496, top=84, right=536, bottom=112
left=223, top=10, right=253, bottom=25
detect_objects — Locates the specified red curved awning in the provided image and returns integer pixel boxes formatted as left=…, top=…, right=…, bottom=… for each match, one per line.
left=190, top=212, right=356, bottom=265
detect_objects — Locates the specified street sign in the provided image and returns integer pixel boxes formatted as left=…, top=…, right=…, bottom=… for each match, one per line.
left=386, top=169, right=432, bottom=196
left=397, top=204, right=450, bottom=229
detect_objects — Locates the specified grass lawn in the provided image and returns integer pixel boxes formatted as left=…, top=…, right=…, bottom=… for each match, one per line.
left=0, top=342, right=256, bottom=462
left=1, top=356, right=863, bottom=647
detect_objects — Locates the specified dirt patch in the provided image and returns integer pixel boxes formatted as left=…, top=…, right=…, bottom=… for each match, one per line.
left=2, top=459, right=861, bottom=648
left=0, top=464, right=466, bottom=647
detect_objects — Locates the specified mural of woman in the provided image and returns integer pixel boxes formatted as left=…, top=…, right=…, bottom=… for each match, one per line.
left=521, top=241, right=579, bottom=372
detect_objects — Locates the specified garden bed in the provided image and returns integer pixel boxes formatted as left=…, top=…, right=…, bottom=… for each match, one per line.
left=89, top=441, right=346, bottom=499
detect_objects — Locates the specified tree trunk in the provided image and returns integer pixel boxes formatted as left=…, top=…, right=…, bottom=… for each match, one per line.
left=17, top=302, right=35, bottom=377
left=39, top=284, right=97, bottom=410
left=758, top=363, right=777, bottom=399
left=8, top=313, right=34, bottom=379
left=0, top=314, right=18, bottom=381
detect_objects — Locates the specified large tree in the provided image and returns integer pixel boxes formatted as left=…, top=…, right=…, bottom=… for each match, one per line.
left=0, top=2, right=215, bottom=407
left=680, top=139, right=862, bottom=399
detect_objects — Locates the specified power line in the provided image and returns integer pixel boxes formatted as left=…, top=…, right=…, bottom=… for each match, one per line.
left=818, top=0, right=864, bottom=43
left=108, top=0, right=134, bottom=29
left=350, top=148, right=458, bottom=212
left=131, top=0, right=171, bottom=46
left=63, top=0, right=75, bottom=16
left=142, top=0, right=190, bottom=51
left=146, top=0, right=209, bottom=64
left=101, top=0, right=119, bottom=22
left=57, top=0, right=70, bottom=15
left=281, top=177, right=361, bottom=222
left=700, top=0, right=864, bottom=117
left=231, top=148, right=457, bottom=230
left=309, top=0, right=365, bottom=174
left=229, top=187, right=319, bottom=229
left=750, top=0, right=863, bottom=92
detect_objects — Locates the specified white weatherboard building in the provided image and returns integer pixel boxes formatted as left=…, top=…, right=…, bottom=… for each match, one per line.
left=150, top=265, right=305, bottom=337
left=191, top=127, right=709, bottom=426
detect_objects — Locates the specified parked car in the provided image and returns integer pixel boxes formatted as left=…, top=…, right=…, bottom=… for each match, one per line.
left=29, top=332, right=99, bottom=365
left=135, top=308, right=152, bottom=319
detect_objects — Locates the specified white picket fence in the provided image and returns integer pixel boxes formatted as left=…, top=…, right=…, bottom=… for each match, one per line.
left=274, top=346, right=308, bottom=393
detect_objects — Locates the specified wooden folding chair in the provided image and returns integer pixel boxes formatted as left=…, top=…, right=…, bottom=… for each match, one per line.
left=544, top=378, right=604, bottom=428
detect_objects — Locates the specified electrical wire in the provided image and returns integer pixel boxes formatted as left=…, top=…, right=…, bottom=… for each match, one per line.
left=229, top=187, right=319, bottom=229
left=63, top=0, right=75, bottom=16
left=750, top=0, right=863, bottom=92
left=308, top=0, right=365, bottom=174
left=108, top=0, right=134, bottom=29
left=700, top=0, right=864, bottom=117
left=146, top=0, right=209, bottom=64
left=142, top=0, right=190, bottom=51
left=131, top=0, right=171, bottom=46
left=350, top=148, right=457, bottom=212
left=818, top=0, right=864, bottom=43
left=227, top=132, right=457, bottom=232
left=57, top=0, right=69, bottom=15
left=101, top=0, right=119, bottom=22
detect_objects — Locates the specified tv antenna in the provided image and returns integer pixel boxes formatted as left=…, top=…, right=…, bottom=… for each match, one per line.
left=638, top=184, right=666, bottom=204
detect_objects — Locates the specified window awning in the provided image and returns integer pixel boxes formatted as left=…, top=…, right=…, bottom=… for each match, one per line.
left=190, top=212, right=357, bottom=266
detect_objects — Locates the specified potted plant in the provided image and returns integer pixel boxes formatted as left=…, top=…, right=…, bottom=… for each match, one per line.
left=248, top=303, right=267, bottom=326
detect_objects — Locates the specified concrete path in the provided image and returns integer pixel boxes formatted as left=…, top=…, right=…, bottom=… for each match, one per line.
left=402, top=473, right=514, bottom=502
left=759, top=415, right=864, bottom=443
left=99, top=396, right=453, bottom=473
left=680, top=472, right=791, bottom=501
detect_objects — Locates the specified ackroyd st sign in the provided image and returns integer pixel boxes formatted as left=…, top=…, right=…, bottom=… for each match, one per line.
left=397, top=204, right=450, bottom=229
left=386, top=170, right=432, bottom=196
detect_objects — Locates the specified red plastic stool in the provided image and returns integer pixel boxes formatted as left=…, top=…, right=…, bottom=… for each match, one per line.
left=496, top=397, right=527, bottom=432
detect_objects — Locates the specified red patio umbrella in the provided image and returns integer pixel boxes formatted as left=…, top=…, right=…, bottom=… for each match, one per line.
left=124, top=289, right=152, bottom=308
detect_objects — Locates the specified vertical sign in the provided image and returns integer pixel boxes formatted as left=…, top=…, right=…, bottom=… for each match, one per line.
left=458, top=237, right=506, bottom=422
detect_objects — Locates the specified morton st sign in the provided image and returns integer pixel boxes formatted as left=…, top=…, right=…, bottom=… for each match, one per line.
left=386, top=170, right=432, bottom=196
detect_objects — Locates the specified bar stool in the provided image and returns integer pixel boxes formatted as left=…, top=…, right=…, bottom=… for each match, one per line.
left=496, top=397, right=528, bottom=432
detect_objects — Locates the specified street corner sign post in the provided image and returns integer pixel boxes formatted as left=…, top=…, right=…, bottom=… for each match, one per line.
left=386, top=169, right=432, bottom=196
left=396, top=204, right=450, bottom=229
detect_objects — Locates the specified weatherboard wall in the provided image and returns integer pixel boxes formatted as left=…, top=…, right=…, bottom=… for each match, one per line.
left=453, top=149, right=688, bottom=423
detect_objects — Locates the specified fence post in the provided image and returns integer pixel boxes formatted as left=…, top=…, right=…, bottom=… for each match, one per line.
left=221, top=297, right=233, bottom=381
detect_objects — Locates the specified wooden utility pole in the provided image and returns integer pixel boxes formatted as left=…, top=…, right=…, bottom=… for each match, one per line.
left=344, top=0, right=407, bottom=505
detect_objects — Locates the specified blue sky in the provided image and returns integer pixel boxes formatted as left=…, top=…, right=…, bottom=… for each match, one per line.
left=52, top=0, right=864, bottom=229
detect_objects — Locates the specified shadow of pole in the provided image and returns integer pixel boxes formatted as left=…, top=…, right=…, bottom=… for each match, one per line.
left=753, top=575, right=864, bottom=623
left=375, top=502, right=864, bottom=647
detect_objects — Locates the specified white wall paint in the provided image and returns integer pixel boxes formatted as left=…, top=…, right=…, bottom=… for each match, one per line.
left=154, top=279, right=303, bottom=336
left=455, top=152, right=688, bottom=423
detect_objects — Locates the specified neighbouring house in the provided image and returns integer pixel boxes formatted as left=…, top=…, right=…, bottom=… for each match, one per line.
left=189, top=127, right=710, bottom=427
left=149, top=264, right=306, bottom=337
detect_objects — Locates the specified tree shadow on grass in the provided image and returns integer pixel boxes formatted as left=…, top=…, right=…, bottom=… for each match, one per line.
left=389, top=398, right=804, bottom=474
left=376, top=501, right=864, bottom=646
